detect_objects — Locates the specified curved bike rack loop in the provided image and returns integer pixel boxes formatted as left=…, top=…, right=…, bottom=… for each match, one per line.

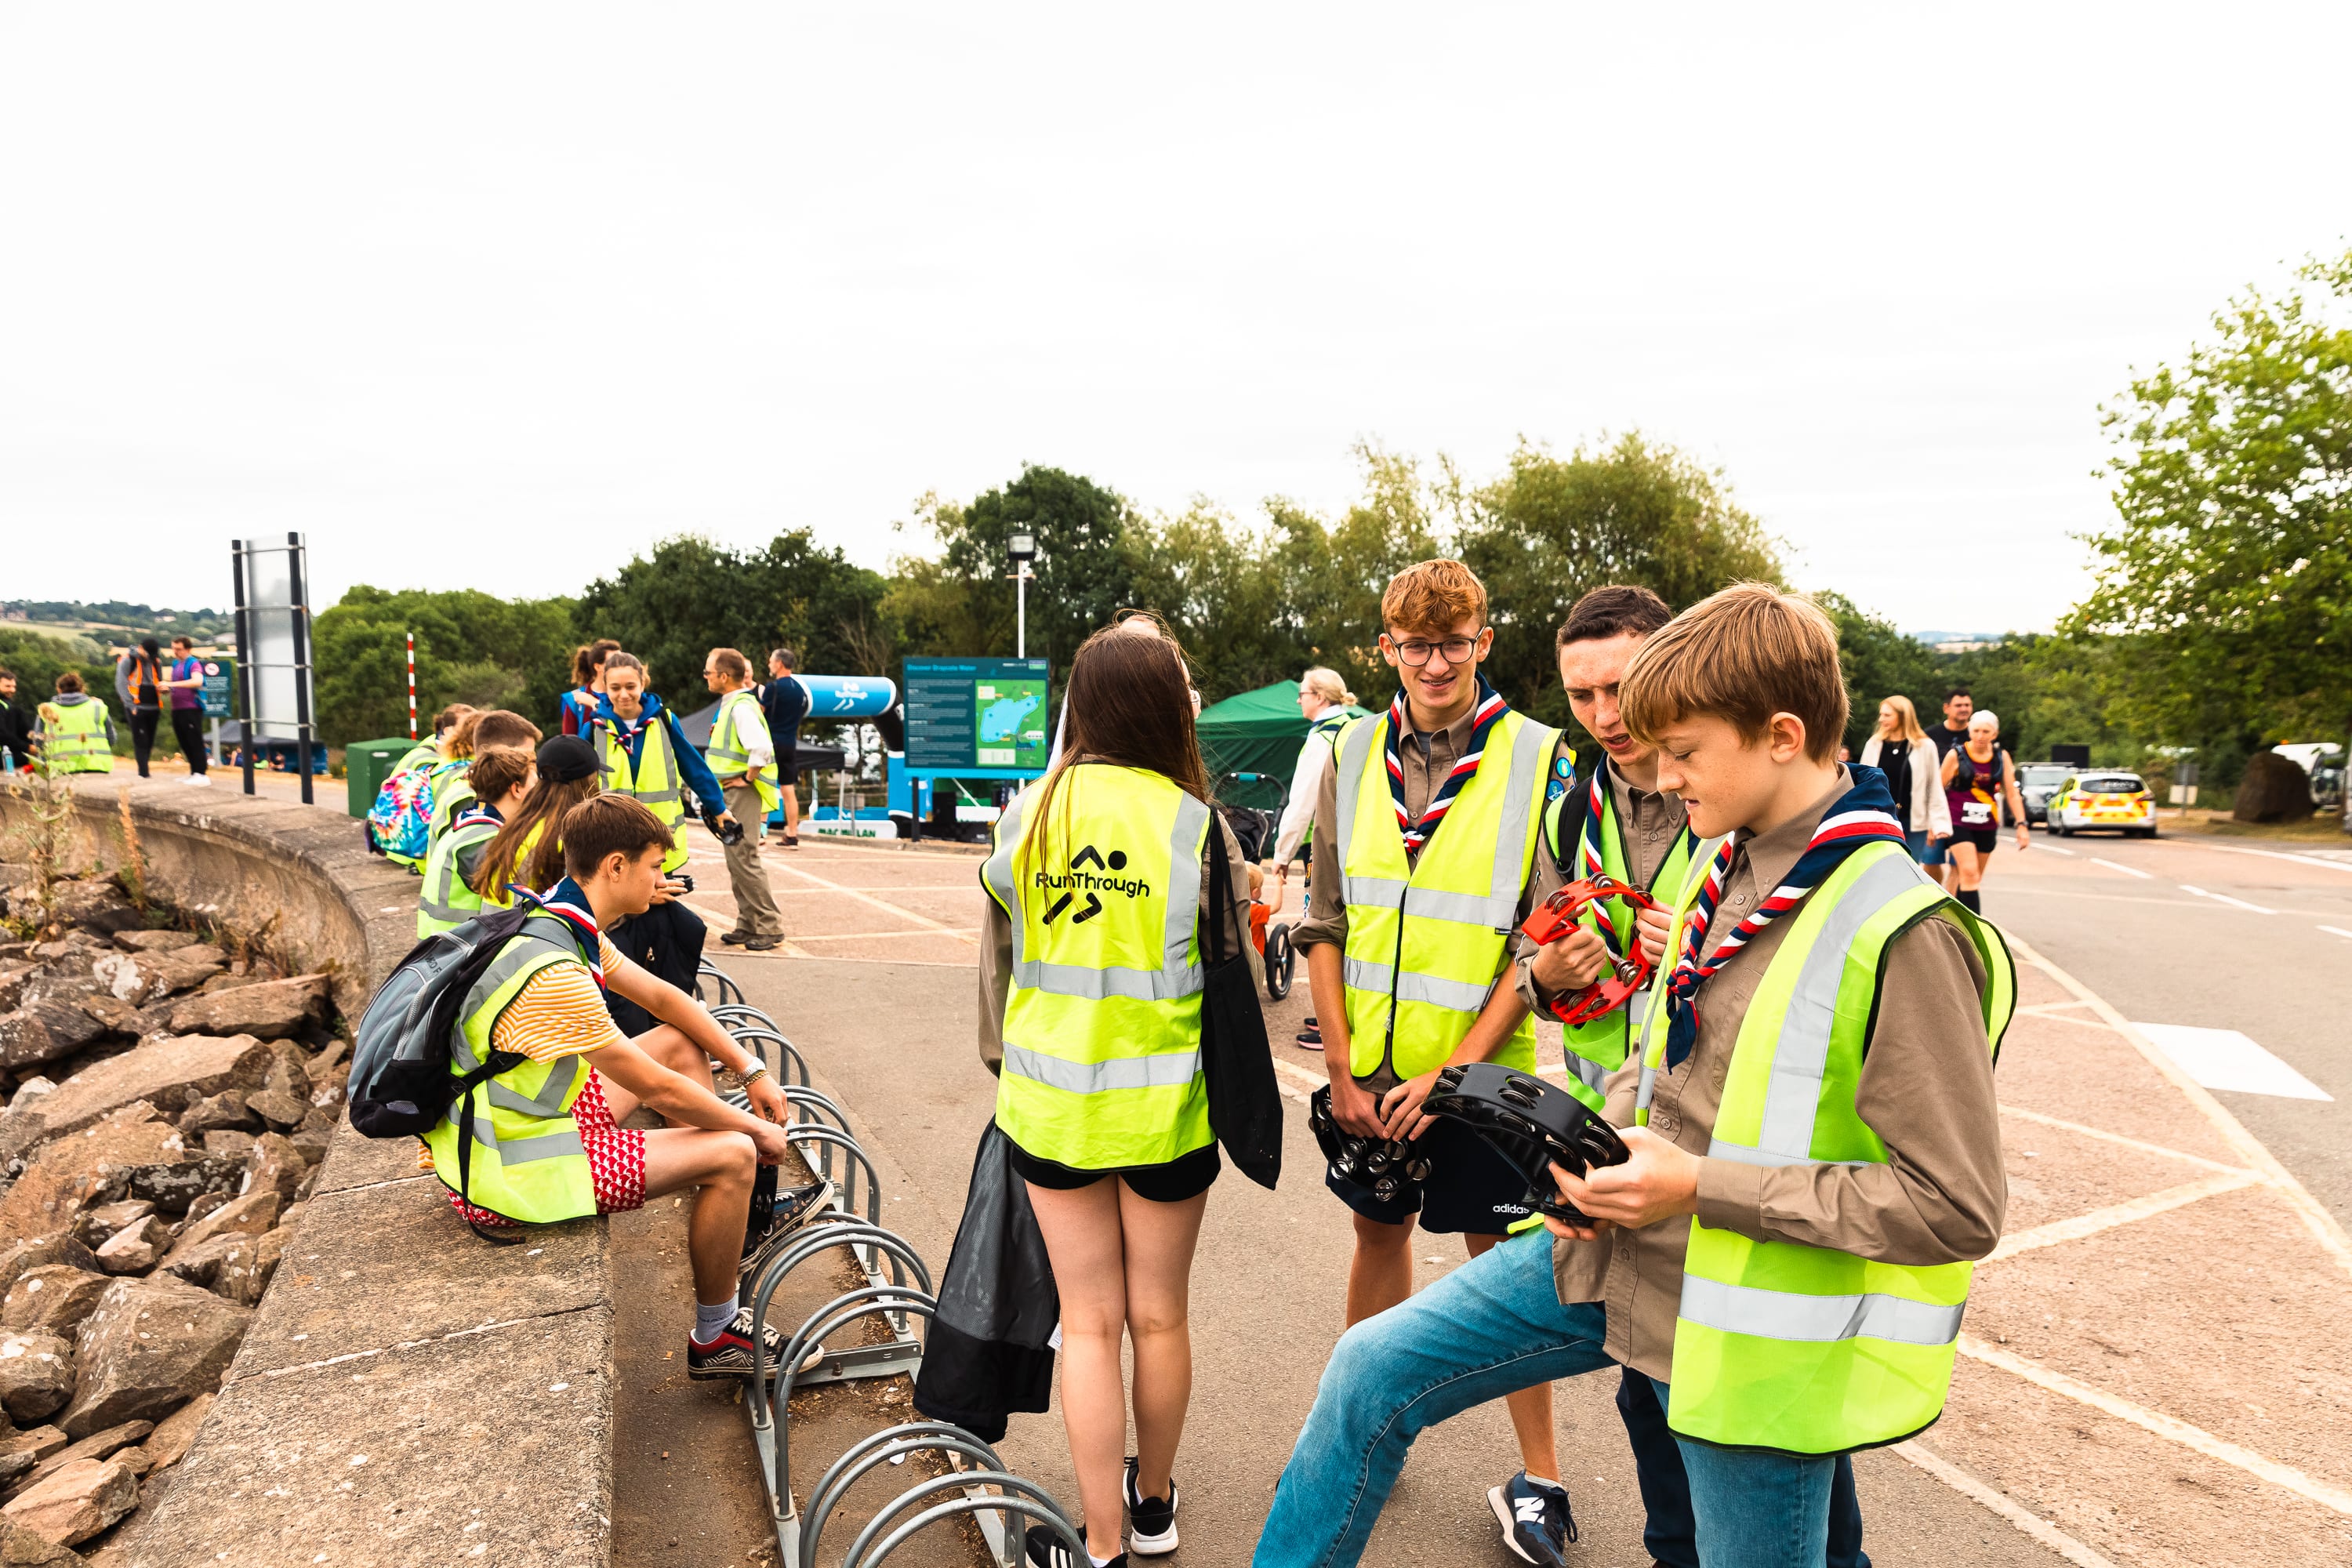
left=745, top=1222, right=931, bottom=1346
left=844, top=1473, right=1081, bottom=1568
left=698, top=960, right=746, bottom=1007
left=782, top=1086, right=855, bottom=1138
left=800, top=1425, right=1007, bottom=1568
left=725, top=1023, right=811, bottom=1088
left=783, top=1126, right=882, bottom=1225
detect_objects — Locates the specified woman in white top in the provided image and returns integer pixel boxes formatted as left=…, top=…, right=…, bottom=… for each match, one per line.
left=1860, top=695, right=1953, bottom=862
left=1265, top=667, right=1355, bottom=886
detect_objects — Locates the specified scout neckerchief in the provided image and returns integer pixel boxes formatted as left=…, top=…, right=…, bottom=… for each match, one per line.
left=1658, top=766, right=1906, bottom=1068
left=517, top=877, right=607, bottom=990
left=1385, top=673, right=1508, bottom=854
left=1573, top=751, right=1693, bottom=964
left=452, top=802, right=504, bottom=835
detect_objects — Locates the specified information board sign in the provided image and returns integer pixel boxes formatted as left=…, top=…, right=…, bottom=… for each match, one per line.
left=903, top=657, right=1051, bottom=777
left=198, top=657, right=236, bottom=719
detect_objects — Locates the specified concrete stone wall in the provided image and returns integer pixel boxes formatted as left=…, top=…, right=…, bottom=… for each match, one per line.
left=0, top=776, right=615, bottom=1567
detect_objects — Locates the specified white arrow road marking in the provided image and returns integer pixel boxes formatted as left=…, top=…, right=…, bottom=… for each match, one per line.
left=2089, top=857, right=2152, bottom=880
left=2177, top=884, right=2278, bottom=914
left=2132, top=1022, right=2332, bottom=1102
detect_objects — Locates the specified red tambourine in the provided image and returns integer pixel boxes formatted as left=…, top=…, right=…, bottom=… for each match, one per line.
left=1518, top=875, right=1661, bottom=1027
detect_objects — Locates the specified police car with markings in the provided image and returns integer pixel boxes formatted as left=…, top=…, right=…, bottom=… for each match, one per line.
left=2047, top=771, right=2158, bottom=838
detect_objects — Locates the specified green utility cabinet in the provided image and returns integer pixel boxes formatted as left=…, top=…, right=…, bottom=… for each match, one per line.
left=346, top=737, right=419, bottom=818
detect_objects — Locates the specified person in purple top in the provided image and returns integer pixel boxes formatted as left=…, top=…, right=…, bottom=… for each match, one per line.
left=164, top=637, right=211, bottom=785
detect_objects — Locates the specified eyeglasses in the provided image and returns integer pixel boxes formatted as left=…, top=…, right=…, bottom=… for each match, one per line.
left=1387, top=633, right=1483, bottom=667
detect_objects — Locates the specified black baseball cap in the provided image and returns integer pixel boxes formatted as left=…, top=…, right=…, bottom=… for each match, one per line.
left=536, top=735, right=600, bottom=784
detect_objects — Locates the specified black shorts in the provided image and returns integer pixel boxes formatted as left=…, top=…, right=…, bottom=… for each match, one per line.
left=1949, top=826, right=1998, bottom=855
left=1004, top=1138, right=1221, bottom=1204
left=1325, top=1110, right=1534, bottom=1236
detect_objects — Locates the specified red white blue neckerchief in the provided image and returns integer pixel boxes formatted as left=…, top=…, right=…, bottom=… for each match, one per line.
left=518, top=877, right=605, bottom=990
left=1386, top=674, right=1508, bottom=855
left=453, top=804, right=503, bottom=833
left=1658, top=766, right=1907, bottom=1068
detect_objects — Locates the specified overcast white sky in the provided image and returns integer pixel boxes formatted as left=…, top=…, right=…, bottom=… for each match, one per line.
left=5, top=5, right=2347, bottom=637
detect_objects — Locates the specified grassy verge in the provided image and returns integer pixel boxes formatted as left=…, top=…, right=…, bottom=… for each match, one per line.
left=2168, top=808, right=2350, bottom=844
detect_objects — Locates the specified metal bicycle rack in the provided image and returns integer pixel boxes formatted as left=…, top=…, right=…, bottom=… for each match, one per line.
left=704, top=962, right=1075, bottom=1567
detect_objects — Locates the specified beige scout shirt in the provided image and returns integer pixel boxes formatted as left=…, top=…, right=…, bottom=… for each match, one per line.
left=1552, top=769, right=2007, bottom=1383
left=977, top=768, right=1261, bottom=1071
left=1513, top=770, right=1690, bottom=1015
left=1291, top=701, right=1574, bottom=1091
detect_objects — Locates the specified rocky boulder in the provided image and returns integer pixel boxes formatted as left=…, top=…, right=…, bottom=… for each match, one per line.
left=108, top=932, right=198, bottom=956
left=0, top=968, right=33, bottom=1017
left=0, top=1515, right=84, bottom=1564
left=68, top=1206, right=148, bottom=1252
left=238, top=1134, right=307, bottom=1203
left=0, top=1036, right=270, bottom=1163
left=86, top=951, right=223, bottom=1007
left=158, top=1192, right=279, bottom=1269
left=0, top=1337, right=74, bottom=1424
left=0, top=1011, right=104, bottom=1075
left=0, top=1271, right=110, bottom=1336
left=0, top=1114, right=234, bottom=1244
left=56, top=1277, right=249, bottom=1438
left=12, top=1423, right=150, bottom=1499
left=129, top=1392, right=209, bottom=1475
left=174, top=1091, right=256, bottom=1137
left=165, top=977, right=329, bottom=1042
left=0, top=1243, right=99, bottom=1305
left=0, top=1457, right=136, bottom=1547
left=90, top=1221, right=166, bottom=1278
left=40, top=884, right=140, bottom=938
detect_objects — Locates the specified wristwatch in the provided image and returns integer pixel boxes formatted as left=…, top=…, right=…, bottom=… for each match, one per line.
left=741, top=1062, right=769, bottom=1084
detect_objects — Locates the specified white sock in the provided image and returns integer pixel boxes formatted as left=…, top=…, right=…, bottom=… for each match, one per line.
left=1523, top=1473, right=1562, bottom=1492
left=1088, top=1552, right=1117, bottom=1568
left=691, top=1299, right=737, bottom=1343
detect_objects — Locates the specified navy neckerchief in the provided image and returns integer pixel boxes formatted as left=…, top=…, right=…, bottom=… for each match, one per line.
left=1385, top=673, right=1508, bottom=855
left=1659, top=765, right=1907, bottom=1069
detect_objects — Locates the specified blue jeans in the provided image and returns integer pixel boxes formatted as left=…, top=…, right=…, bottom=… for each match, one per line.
left=1254, top=1231, right=1867, bottom=1568
left=1904, top=829, right=1930, bottom=862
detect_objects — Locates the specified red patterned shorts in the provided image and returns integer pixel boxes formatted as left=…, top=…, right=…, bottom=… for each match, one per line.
left=447, top=1069, right=648, bottom=1227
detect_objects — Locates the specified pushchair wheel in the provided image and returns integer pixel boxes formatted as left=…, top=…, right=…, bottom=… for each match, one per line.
left=1265, top=921, right=1295, bottom=1000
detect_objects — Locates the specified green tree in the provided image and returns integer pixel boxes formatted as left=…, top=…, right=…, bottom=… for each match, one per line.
left=1813, top=592, right=1941, bottom=756
left=579, top=530, right=893, bottom=701
left=2067, top=250, right=2352, bottom=756
left=1457, top=433, right=1784, bottom=728
left=312, top=588, right=580, bottom=744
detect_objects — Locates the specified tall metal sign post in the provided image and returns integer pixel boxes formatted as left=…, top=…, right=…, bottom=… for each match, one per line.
left=1007, top=531, right=1036, bottom=659
left=229, top=535, right=320, bottom=804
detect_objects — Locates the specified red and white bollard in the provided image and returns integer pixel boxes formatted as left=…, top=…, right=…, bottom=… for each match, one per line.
left=405, top=632, right=417, bottom=740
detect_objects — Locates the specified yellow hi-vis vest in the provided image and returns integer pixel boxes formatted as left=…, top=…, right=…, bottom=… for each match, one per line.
left=394, top=742, right=440, bottom=776
left=598, top=717, right=690, bottom=873
left=418, top=916, right=600, bottom=1223
left=1537, top=784, right=1706, bottom=1112
left=416, top=815, right=506, bottom=938
left=428, top=768, right=477, bottom=844
left=981, top=764, right=1214, bottom=1170
left=1332, top=709, right=1559, bottom=1083
left=706, top=690, right=782, bottom=817
left=41, top=698, right=113, bottom=775
left=1635, top=839, right=2016, bottom=1454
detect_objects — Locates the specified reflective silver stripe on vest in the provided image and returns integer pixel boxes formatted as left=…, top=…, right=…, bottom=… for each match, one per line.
left=603, top=722, right=683, bottom=808
left=420, top=824, right=500, bottom=924
left=1333, top=716, right=1547, bottom=930
left=1000, top=1042, right=1203, bottom=1094
left=705, top=692, right=757, bottom=769
left=488, top=1052, right=584, bottom=1119
left=1341, top=956, right=1493, bottom=1014
left=468, top=1115, right=587, bottom=1165
left=1679, top=1276, right=1965, bottom=1347
left=983, top=782, right=1210, bottom=1003
left=1705, top=851, right=1934, bottom=1168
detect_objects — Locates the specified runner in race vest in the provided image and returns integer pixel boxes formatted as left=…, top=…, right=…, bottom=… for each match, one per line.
left=1937, top=709, right=2031, bottom=914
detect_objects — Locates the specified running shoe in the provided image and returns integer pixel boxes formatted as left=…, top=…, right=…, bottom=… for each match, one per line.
left=1023, top=1524, right=1122, bottom=1568
left=1488, top=1472, right=1577, bottom=1566
left=1123, top=1456, right=1179, bottom=1555
left=737, top=1178, right=833, bottom=1283
left=1294, top=1025, right=1322, bottom=1049
left=686, top=1307, right=825, bottom=1380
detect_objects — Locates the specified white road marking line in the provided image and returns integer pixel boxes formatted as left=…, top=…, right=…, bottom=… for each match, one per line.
left=2176, top=884, right=2277, bottom=914
left=2007, top=934, right=2352, bottom=1278
left=1270, top=1058, right=1324, bottom=1105
left=1956, top=1334, right=2352, bottom=1517
left=2180, top=841, right=2352, bottom=875
left=2131, top=1022, right=2331, bottom=1102
left=770, top=861, right=981, bottom=944
left=787, top=928, right=982, bottom=943
left=2321, top=926, right=2352, bottom=942
left=1998, top=1105, right=2255, bottom=1178
left=2013, top=1000, right=2095, bottom=1017
left=2034, top=843, right=2076, bottom=855
left=1890, top=1443, right=2119, bottom=1568
left=2089, top=857, right=2152, bottom=880
left=1986, top=1170, right=2263, bottom=1261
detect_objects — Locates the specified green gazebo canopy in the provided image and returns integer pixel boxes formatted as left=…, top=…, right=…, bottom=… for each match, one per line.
left=1196, top=681, right=1369, bottom=810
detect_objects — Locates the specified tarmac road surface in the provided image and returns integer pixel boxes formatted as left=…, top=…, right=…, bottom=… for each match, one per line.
left=1973, top=826, right=2352, bottom=1228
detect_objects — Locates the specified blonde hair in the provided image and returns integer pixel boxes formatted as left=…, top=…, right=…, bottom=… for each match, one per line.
left=1877, top=694, right=1926, bottom=744
left=1301, top=667, right=1355, bottom=708
left=1620, top=583, right=1848, bottom=764
left=1380, top=559, right=1487, bottom=637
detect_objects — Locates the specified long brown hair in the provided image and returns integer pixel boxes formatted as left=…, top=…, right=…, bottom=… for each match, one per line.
left=468, top=772, right=603, bottom=898
left=571, top=638, right=621, bottom=688
left=1015, top=622, right=1210, bottom=884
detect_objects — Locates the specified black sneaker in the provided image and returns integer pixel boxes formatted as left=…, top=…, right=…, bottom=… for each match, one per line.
left=1024, top=1523, right=1121, bottom=1568
left=738, top=1178, right=833, bottom=1284
left=1123, top=1457, right=1178, bottom=1555
left=686, top=1308, right=824, bottom=1381
left=1294, top=1025, right=1322, bottom=1049
left=1487, top=1471, right=1576, bottom=1566
left=743, top=935, right=782, bottom=951
left=719, top=929, right=754, bottom=946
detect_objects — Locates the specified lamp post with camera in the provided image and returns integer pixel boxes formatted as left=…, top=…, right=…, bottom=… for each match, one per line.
left=1007, top=531, right=1036, bottom=659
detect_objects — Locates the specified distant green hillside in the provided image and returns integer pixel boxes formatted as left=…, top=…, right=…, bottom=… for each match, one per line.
left=2, top=601, right=231, bottom=640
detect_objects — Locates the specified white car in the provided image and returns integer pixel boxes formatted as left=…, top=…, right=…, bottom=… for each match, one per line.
left=2049, top=772, right=2158, bottom=838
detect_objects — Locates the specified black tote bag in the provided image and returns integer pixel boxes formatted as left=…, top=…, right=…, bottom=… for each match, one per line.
left=1198, top=825, right=1283, bottom=1189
